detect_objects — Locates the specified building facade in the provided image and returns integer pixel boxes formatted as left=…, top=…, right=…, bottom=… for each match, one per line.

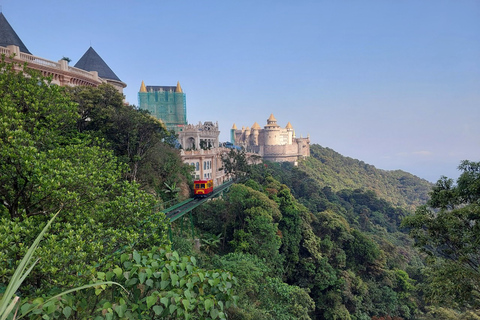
left=0, top=12, right=127, bottom=93
left=138, top=81, right=187, bottom=133
left=178, top=121, right=228, bottom=186
left=0, top=13, right=126, bottom=93
left=231, top=114, right=310, bottom=162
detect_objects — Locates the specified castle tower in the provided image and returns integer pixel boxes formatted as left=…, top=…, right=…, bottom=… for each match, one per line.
left=264, top=113, right=280, bottom=145
left=251, top=122, right=261, bottom=146
left=285, top=122, right=294, bottom=145
left=231, top=123, right=237, bottom=143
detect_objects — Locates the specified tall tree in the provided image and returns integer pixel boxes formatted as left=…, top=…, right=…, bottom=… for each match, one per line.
left=66, top=84, right=192, bottom=198
left=0, top=58, right=121, bottom=219
left=402, top=160, right=480, bottom=309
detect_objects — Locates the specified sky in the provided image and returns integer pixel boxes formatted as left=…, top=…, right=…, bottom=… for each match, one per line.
left=2, top=0, right=479, bottom=183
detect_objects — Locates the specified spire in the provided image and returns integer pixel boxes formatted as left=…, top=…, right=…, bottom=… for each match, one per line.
left=175, top=81, right=183, bottom=93
left=74, top=47, right=122, bottom=82
left=285, top=122, right=293, bottom=129
left=252, top=122, right=261, bottom=130
left=232, top=123, right=237, bottom=130
left=265, top=113, right=279, bottom=128
left=140, top=80, right=147, bottom=92
left=0, top=13, right=31, bottom=54
left=268, top=113, right=277, bottom=122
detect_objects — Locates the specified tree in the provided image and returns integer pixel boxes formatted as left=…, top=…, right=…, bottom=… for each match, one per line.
left=221, top=148, right=249, bottom=180
left=65, top=84, right=192, bottom=197
left=0, top=57, right=123, bottom=219
left=0, top=57, right=171, bottom=294
left=402, top=160, right=480, bottom=308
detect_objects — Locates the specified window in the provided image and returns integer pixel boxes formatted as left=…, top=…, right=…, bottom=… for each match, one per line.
left=196, top=162, right=199, bottom=171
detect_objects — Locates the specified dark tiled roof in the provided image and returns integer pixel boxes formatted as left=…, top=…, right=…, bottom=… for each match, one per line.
left=74, top=47, right=121, bottom=82
left=0, top=13, right=31, bottom=54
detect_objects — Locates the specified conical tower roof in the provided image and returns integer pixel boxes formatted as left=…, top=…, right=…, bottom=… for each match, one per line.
left=268, top=114, right=277, bottom=122
left=74, top=47, right=121, bottom=82
left=0, top=13, right=31, bottom=54
left=175, top=81, right=183, bottom=93
left=140, top=80, right=147, bottom=92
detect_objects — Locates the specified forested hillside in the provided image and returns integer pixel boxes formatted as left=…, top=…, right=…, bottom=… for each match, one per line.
left=2, top=57, right=479, bottom=320
left=301, top=145, right=432, bottom=210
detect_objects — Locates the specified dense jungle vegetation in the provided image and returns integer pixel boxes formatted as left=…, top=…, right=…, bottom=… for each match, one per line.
left=1, top=58, right=480, bottom=319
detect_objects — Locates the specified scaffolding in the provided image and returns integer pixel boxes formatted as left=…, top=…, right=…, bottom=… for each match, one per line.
left=138, top=84, right=187, bottom=132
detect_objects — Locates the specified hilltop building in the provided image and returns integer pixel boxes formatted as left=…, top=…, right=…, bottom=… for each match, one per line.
left=0, top=13, right=126, bottom=92
left=178, top=121, right=228, bottom=186
left=232, top=114, right=310, bottom=162
left=138, top=81, right=187, bottom=133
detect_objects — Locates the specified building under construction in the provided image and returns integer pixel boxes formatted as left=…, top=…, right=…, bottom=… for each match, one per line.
left=138, top=81, right=187, bottom=133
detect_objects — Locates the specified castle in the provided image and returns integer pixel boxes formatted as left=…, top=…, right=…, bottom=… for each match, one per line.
left=231, top=114, right=310, bottom=162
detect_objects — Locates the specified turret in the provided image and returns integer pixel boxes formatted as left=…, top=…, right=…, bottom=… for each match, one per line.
left=285, top=122, right=294, bottom=144
left=231, top=123, right=237, bottom=144
left=251, top=122, right=261, bottom=145
left=264, top=114, right=280, bottom=145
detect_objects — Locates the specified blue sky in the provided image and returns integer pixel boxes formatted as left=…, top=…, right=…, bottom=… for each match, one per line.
left=3, top=0, right=479, bottom=182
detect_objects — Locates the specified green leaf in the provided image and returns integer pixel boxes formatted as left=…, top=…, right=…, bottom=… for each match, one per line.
left=139, top=272, right=147, bottom=284
left=161, top=280, right=170, bottom=289
left=62, top=306, right=72, bottom=319
left=145, top=278, right=154, bottom=287
left=113, top=267, right=123, bottom=278
left=114, top=304, right=126, bottom=318
left=210, top=307, right=219, bottom=319
left=153, top=305, right=163, bottom=315
left=204, top=299, right=213, bottom=311
left=160, top=297, right=169, bottom=307
left=133, top=251, right=141, bottom=264
left=146, top=295, right=157, bottom=309
left=170, top=273, right=179, bottom=285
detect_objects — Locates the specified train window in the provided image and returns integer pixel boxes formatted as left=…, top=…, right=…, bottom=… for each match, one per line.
left=195, top=184, right=200, bottom=189
left=201, top=184, right=205, bottom=188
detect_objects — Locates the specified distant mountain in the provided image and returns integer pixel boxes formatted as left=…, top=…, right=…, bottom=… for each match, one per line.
left=298, top=144, right=432, bottom=210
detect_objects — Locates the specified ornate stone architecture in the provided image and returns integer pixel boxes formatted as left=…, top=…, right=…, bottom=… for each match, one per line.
left=231, top=114, right=310, bottom=162
left=0, top=13, right=126, bottom=93
left=178, top=121, right=228, bottom=186
left=178, top=121, right=220, bottom=150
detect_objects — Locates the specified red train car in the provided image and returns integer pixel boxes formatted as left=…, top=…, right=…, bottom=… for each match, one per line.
left=194, top=179, right=213, bottom=198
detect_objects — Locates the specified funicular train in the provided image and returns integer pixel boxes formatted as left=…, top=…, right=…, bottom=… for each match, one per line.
left=193, top=179, right=214, bottom=198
